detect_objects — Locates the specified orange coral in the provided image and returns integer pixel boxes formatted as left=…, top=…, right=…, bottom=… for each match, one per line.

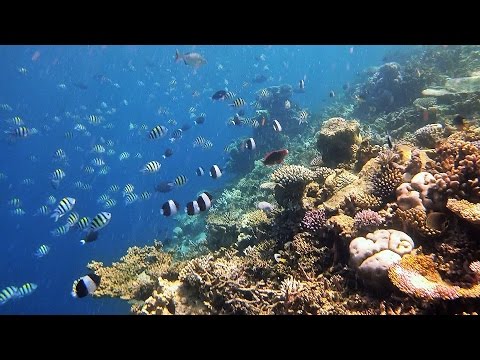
left=388, top=254, right=480, bottom=301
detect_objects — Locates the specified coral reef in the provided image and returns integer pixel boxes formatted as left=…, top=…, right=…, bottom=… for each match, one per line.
left=349, top=229, right=415, bottom=290
left=316, top=117, right=362, bottom=167
left=301, top=209, right=327, bottom=234
left=388, top=253, right=480, bottom=301
left=446, top=198, right=480, bottom=225
left=84, top=46, right=480, bottom=315
left=87, top=244, right=173, bottom=301
left=354, top=209, right=385, bottom=233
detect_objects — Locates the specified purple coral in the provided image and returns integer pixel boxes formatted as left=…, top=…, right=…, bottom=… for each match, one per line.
left=354, top=210, right=385, bottom=232
left=301, top=209, right=327, bottom=233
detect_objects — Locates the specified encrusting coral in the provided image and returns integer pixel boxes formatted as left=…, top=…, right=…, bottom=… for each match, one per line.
left=388, top=253, right=480, bottom=301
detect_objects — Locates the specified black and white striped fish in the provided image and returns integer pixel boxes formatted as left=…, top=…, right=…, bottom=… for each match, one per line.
left=148, top=125, right=168, bottom=139
left=141, top=160, right=161, bottom=173
left=51, top=197, right=76, bottom=222
left=34, top=244, right=50, bottom=258
left=196, top=166, right=205, bottom=176
left=34, top=205, right=50, bottom=216
left=76, top=216, right=91, bottom=231
left=6, top=126, right=29, bottom=137
left=17, top=283, right=37, bottom=297
left=160, top=200, right=180, bottom=216
left=71, top=273, right=101, bottom=298
left=123, top=184, right=134, bottom=196
left=197, top=192, right=213, bottom=211
left=51, top=224, right=70, bottom=236
left=169, top=128, right=183, bottom=142
left=89, top=212, right=112, bottom=232
left=65, top=212, right=80, bottom=228
left=229, top=97, right=246, bottom=108
left=0, top=286, right=19, bottom=305
left=124, top=193, right=138, bottom=205
left=174, top=174, right=188, bottom=186
left=103, top=198, right=117, bottom=209
left=210, top=165, right=223, bottom=179
left=244, top=138, right=256, bottom=150
left=185, top=200, right=201, bottom=216
left=273, top=119, right=282, bottom=132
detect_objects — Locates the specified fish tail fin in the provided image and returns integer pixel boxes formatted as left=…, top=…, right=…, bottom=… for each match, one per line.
left=50, top=211, right=59, bottom=222
left=175, top=49, right=182, bottom=63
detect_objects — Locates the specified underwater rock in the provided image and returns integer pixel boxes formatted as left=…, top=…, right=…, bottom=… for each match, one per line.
left=445, top=76, right=480, bottom=93
left=413, top=124, right=444, bottom=149
left=316, top=117, right=361, bottom=167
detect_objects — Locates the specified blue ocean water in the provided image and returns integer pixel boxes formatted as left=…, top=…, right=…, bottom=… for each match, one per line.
left=0, top=45, right=416, bottom=314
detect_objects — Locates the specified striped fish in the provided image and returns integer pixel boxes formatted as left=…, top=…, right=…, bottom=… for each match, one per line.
left=76, top=217, right=91, bottom=231
left=83, top=166, right=95, bottom=174
left=6, top=126, right=29, bottom=137
left=9, top=116, right=24, bottom=125
left=297, top=110, right=309, bottom=124
left=21, top=178, right=35, bottom=185
left=134, top=152, right=142, bottom=159
left=119, top=152, right=130, bottom=161
left=46, top=195, right=56, bottom=205
left=50, top=197, right=76, bottom=222
left=10, top=208, right=26, bottom=216
left=0, top=103, right=12, bottom=111
left=89, top=212, right=112, bottom=232
left=51, top=224, right=70, bottom=236
left=17, top=283, right=38, bottom=297
left=34, top=244, right=50, bottom=258
left=8, top=198, right=21, bottom=208
left=106, top=149, right=115, bottom=156
left=259, top=89, right=269, bottom=97
left=88, top=114, right=103, bottom=125
left=0, top=286, right=19, bottom=305
left=174, top=174, right=188, bottom=186
left=51, top=169, right=65, bottom=181
left=229, top=97, right=246, bottom=107
left=65, top=212, right=80, bottom=228
left=224, top=91, right=236, bottom=99
left=141, top=160, right=161, bottom=173
left=92, top=144, right=105, bottom=153
left=98, top=166, right=110, bottom=175
left=64, top=131, right=74, bottom=139
left=74, top=181, right=92, bottom=190
left=193, top=136, right=207, bottom=147
left=124, top=193, right=138, bottom=205
left=140, top=191, right=152, bottom=201
left=91, top=158, right=105, bottom=167
left=148, top=125, right=168, bottom=139
left=123, top=184, right=134, bottom=197
left=108, top=184, right=120, bottom=193
left=169, top=128, right=183, bottom=141
left=34, top=205, right=50, bottom=216
left=103, top=198, right=117, bottom=209
left=53, top=149, right=67, bottom=160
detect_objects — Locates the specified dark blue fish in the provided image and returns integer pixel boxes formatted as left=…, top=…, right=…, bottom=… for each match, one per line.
left=212, top=90, right=227, bottom=100
left=155, top=181, right=175, bottom=193
left=252, top=74, right=268, bottom=83
left=73, top=82, right=88, bottom=90
left=181, top=123, right=192, bottom=131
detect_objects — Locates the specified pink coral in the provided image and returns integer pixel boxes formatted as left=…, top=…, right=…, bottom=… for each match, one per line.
left=301, top=209, right=327, bottom=234
left=353, top=210, right=385, bottom=232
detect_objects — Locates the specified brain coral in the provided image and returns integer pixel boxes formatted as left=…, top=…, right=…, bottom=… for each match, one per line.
left=349, top=229, right=414, bottom=290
